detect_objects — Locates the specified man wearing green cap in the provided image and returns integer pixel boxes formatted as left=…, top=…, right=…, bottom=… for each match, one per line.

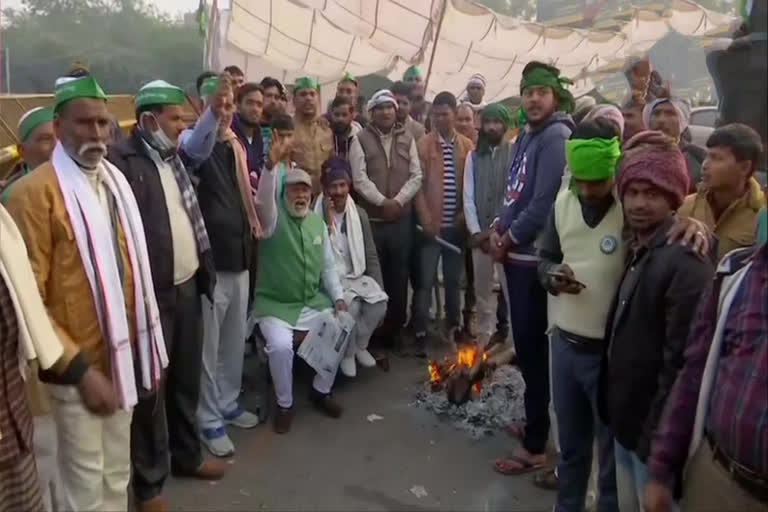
left=292, top=76, right=333, bottom=194
left=107, top=78, right=227, bottom=511
left=491, top=61, right=575, bottom=476
left=535, top=119, right=622, bottom=510
left=7, top=74, right=168, bottom=512
left=1, top=107, right=56, bottom=201
left=403, top=65, right=423, bottom=84
left=463, top=102, right=515, bottom=348
left=183, top=72, right=265, bottom=460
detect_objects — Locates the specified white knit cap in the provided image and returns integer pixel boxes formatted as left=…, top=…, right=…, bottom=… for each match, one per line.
left=367, top=89, right=398, bottom=111
left=467, top=73, right=486, bottom=88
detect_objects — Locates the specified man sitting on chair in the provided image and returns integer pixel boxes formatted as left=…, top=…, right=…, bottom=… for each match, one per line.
left=253, top=144, right=346, bottom=434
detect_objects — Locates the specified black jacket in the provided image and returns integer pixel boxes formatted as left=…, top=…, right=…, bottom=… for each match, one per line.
left=598, top=217, right=714, bottom=460
left=195, top=141, right=252, bottom=272
left=107, top=129, right=216, bottom=307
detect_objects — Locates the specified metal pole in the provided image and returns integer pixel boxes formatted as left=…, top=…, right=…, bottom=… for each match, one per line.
left=5, top=47, right=10, bottom=93
left=423, top=0, right=448, bottom=93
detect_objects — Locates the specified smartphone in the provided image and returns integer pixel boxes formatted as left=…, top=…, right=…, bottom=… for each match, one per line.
left=546, top=270, right=587, bottom=289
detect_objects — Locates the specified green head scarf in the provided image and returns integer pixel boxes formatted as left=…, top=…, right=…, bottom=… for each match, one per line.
left=480, top=103, right=512, bottom=127
left=520, top=66, right=575, bottom=114
left=403, top=65, right=422, bottom=82
left=565, top=137, right=621, bottom=183
left=477, top=103, right=512, bottom=155
left=135, top=80, right=186, bottom=109
left=18, top=107, right=54, bottom=142
left=294, top=76, right=320, bottom=92
left=54, top=75, right=107, bottom=113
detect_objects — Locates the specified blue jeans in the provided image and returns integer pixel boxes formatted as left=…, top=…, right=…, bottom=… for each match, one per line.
left=412, top=226, right=465, bottom=332
left=552, top=329, right=618, bottom=512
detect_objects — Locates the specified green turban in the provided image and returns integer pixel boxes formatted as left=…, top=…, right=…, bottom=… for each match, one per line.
left=135, top=80, right=186, bottom=109
left=54, top=75, right=107, bottom=113
left=18, top=107, right=54, bottom=142
left=520, top=66, right=575, bottom=114
left=565, top=137, right=621, bottom=183
left=403, top=65, right=422, bottom=81
left=294, top=76, right=320, bottom=92
left=200, top=76, right=219, bottom=97
left=480, top=103, right=512, bottom=128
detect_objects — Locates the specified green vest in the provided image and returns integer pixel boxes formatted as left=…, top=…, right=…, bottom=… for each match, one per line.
left=253, top=205, right=332, bottom=325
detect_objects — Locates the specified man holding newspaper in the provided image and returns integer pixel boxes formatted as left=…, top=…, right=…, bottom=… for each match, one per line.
left=252, top=137, right=347, bottom=435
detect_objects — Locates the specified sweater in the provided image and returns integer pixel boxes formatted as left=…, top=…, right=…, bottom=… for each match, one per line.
left=496, top=112, right=575, bottom=263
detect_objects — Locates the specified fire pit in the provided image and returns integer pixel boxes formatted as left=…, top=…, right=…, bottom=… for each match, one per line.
left=427, top=342, right=516, bottom=406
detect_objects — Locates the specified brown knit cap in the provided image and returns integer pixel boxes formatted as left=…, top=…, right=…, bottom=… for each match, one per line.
left=617, top=130, right=690, bottom=209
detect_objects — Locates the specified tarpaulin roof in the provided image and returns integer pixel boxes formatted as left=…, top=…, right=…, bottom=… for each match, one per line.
left=207, top=0, right=736, bottom=101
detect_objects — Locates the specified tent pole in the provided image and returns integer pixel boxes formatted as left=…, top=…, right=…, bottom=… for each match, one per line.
left=423, top=0, right=448, bottom=92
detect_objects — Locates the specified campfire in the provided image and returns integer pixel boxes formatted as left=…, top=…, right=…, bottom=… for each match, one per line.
left=427, top=342, right=516, bottom=406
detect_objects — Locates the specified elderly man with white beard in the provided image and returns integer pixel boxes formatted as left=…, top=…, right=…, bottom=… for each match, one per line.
left=253, top=147, right=346, bottom=435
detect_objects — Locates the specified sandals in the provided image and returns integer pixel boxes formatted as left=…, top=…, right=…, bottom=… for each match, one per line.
left=493, top=455, right=545, bottom=476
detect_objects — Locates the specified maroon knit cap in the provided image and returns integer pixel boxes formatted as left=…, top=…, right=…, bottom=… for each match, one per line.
left=617, top=131, right=690, bottom=210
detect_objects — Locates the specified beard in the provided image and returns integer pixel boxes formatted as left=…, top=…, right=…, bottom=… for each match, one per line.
left=483, top=131, right=503, bottom=146
left=286, top=200, right=310, bottom=218
left=239, top=115, right=261, bottom=128
left=331, top=121, right=350, bottom=135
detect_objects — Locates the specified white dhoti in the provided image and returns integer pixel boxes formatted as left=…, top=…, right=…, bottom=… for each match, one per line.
left=258, top=307, right=337, bottom=408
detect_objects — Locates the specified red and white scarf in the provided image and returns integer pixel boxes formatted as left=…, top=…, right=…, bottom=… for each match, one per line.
left=51, top=142, right=167, bottom=410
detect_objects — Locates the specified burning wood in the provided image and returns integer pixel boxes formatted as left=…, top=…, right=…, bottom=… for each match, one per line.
left=427, top=343, right=516, bottom=406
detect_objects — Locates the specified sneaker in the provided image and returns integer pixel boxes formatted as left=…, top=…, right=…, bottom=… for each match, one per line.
left=355, top=349, right=377, bottom=368
left=340, top=356, right=357, bottom=377
left=223, top=407, right=260, bottom=429
left=200, top=427, right=235, bottom=457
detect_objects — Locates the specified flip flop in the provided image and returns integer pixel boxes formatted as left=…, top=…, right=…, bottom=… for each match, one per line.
left=493, top=455, right=545, bottom=476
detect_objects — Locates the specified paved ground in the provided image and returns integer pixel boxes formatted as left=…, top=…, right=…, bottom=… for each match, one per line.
left=166, top=355, right=555, bottom=511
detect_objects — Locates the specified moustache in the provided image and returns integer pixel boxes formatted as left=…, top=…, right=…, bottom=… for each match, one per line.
left=78, top=142, right=108, bottom=157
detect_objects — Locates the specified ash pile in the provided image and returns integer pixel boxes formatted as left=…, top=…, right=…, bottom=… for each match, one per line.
left=413, top=364, right=526, bottom=439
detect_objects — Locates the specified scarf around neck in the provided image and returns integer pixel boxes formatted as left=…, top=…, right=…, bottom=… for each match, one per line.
left=218, top=127, right=263, bottom=239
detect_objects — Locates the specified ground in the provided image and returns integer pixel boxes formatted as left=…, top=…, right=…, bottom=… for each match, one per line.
left=165, top=355, right=555, bottom=511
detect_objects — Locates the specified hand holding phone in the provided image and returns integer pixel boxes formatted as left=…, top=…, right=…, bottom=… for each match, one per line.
left=547, top=265, right=586, bottom=294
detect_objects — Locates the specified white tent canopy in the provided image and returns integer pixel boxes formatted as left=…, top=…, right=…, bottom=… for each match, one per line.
left=207, top=0, right=735, bottom=101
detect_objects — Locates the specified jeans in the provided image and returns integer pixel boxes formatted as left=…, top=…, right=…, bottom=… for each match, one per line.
left=551, top=329, right=617, bottom=512
left=505, top=262, right=550, bottom=454
left=413, top=226, right=465, bottom=332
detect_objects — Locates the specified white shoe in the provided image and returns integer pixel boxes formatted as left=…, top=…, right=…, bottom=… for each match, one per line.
left=340, top=356, right=357, bottom=377
left=201, top=427, right=235, bottom=457
left=355, top=349, right=377, bottom=368
left=223, top=408, right=260, bottom=429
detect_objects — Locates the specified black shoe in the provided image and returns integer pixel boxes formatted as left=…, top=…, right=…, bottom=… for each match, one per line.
left=309, top=389, right=343, bottom=418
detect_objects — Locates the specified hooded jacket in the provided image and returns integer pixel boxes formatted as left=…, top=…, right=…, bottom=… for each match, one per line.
left=495, top=112, right=575, bottom=263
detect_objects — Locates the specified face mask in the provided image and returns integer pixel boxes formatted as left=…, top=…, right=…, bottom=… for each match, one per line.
left=140, top=112, right=176, bottom=156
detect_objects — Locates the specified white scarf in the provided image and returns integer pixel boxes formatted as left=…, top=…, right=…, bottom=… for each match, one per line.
left=314, top=193, right=366, bottom=279
left=51, top=142, right=167, bottom=410
left=0, top=205, right=63, bottom=374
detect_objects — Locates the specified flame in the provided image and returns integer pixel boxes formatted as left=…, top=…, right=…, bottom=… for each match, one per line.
left=428, top=361, right=441, bottom=383
left=456, top=344, right=482, bottom=368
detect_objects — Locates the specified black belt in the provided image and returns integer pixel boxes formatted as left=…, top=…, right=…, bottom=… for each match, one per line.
left=707, top=435, right=768, bottom=502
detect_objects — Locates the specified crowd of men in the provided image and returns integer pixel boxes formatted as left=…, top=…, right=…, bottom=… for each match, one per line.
left=0, top=53, right=765, bottom=512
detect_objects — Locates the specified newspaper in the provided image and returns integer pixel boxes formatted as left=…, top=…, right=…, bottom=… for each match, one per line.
left=297, top=310, right=356, bottom=381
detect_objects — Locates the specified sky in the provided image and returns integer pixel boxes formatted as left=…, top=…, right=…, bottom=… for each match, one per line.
left=3, top=0, right=200, bottom=16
